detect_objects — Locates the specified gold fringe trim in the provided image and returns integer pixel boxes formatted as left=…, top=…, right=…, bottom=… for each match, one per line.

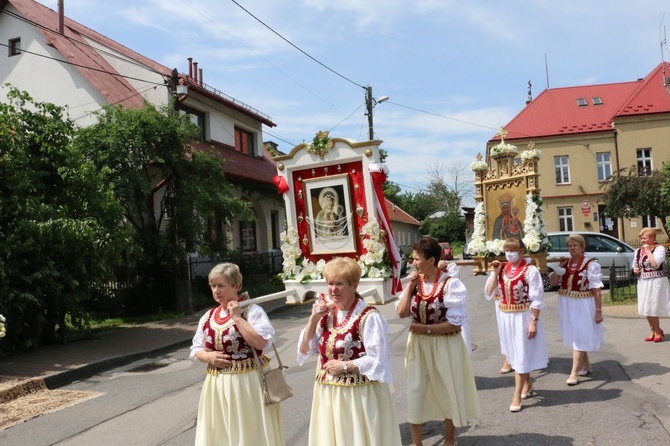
left=498, top=302, right=531, bottom=312
left=315, top=368, right=376, bottom=387
left=206, top=355, right=269, bottom=375
left=558, top=290, right=593, bottom=298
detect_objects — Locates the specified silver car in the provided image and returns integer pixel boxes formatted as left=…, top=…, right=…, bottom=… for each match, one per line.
left=545, top=231, right=635, bottom=288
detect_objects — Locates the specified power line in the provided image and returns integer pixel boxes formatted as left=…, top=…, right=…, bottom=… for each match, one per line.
left=0, top=42, right=164, bottom=86
left=228, top=0, right=366, bottom=90
left=3, top=9, right=166, bottom=79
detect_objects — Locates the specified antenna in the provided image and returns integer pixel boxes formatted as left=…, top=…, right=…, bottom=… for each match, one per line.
left=661, top=14, right=670, bottom=93
left=545, top=53, right=550, bottom=89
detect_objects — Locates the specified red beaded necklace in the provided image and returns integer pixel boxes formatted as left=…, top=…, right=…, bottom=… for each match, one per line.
left=566, top=255, right=585, bottom=274
left=504, top=262, right=525, bottom=279
left=418, top=272, right=441, bottom=300
left=333, top=297, right=359, bottom=328
left=212, top=297, right=244, bottom=325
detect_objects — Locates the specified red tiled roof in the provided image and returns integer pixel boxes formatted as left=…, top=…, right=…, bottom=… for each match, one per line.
left=5, top=0, right=275, bottom=124
left=616, top=62, right=670, bottom=117
left=491, top=62, right=670, bottom=142
left=385, top=198, right=420, bottom=226
left=191, top=141, right=276, bottom=185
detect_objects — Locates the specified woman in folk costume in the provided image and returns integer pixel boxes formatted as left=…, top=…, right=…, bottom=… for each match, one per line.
left=485, top=238, right=548, bottom=412
left=399, top=237, right=480, bottom=446
left=633, top=227, right=670, bottom=342
left=190, top=263, right=283, bottom=445
left=297, top=257, right=401, bottom=446
left=548, top=233, right=604, bottom=385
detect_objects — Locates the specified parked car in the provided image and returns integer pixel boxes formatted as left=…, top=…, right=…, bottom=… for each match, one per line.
left=544, top=231, right=635, bottom=290
left=439, top=242, right=453, bottom=260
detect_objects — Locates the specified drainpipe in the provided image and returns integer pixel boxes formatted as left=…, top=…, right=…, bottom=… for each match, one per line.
left=612, top=126, right=625, bottom=241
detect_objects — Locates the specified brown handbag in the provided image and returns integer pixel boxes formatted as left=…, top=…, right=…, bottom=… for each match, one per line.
left=252, top=343, right=293, bottom=406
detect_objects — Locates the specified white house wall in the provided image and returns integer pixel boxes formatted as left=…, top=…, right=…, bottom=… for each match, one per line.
left=84, top=37, right=168, bottom=108
left=1, top=5, right=105, bottom=126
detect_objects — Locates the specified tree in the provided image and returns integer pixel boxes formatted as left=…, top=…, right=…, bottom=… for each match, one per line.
left=426, top=161, right=473, bottom=215
left=73, top=103, right=253, bottom=311
left=601, top=167, right=670, bottom=235
left=420, top=213, right=466, bottom=243
left=0, top=86, right=127, bottom=351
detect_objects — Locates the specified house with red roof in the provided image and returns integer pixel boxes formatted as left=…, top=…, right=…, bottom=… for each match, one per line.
left=486, top=63, right=670, bottom=244
left=1, top=0, right=286, bottom=267
left=384, top=198, right=422, bottom=252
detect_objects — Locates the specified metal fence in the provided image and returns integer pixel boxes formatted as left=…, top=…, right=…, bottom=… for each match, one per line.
left=88, top=251, right=285, bottom=318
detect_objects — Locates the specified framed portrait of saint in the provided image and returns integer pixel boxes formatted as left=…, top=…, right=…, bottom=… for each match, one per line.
left=486, top=186, right=526, bottom=242
left=303, top=174, right=356, bottom=255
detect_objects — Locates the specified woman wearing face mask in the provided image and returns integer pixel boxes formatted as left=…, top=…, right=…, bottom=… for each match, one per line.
left=485, top=238, right=548, bottom=413
left=548, top=233, right=604, bottom=385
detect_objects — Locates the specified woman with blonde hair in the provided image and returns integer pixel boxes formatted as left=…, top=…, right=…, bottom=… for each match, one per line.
left=190, top=263, right=284, bottom=445
left=549, top=234, right=604, bottom=385
left=298, top=257, right=401, bottom=446
left=633, top=227, right=670, bottom=342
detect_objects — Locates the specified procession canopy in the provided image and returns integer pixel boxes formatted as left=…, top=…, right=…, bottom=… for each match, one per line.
left=273, top=132, right=402, bottom=304
left=468, top=129, right=549, bottom=275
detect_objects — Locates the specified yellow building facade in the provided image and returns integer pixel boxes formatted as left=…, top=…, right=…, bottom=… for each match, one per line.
left=487, top=63, right=670, bottom=245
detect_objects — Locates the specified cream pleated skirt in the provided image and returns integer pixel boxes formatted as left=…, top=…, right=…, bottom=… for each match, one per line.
left=308, top=377, right=401, bottom=446
left=638, top=276, right=670, bottom=317
left=195, top=370, right=284, bottom=446
left=405, top=332, right=480, bottom=426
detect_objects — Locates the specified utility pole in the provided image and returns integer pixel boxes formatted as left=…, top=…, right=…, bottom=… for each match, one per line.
left=366, top=86, right=374, bottom=141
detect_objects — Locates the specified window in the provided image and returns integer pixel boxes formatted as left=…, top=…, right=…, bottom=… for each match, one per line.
left=239, top=221, right=257, bottom=252
left=178, top=107, right=205, bottom=140
left=558, top=207, right=574, bottom=232
left=642, top=215, right=657, bottom=228
left=596, top=152, right=611, bottom=181
left=235, top=127, right=254, bottom=156
left=592, top=97, right=603, bottom=105
left=554, top=155, right=570, bottom=184
left=8, top=37, right=21, bottom=56
left=577, top=98, right=588, bottom=107
left=637, top=148, right=652, bottom=176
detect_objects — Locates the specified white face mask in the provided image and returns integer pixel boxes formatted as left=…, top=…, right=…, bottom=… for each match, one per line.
left=505, top=252, right=520, bottom=263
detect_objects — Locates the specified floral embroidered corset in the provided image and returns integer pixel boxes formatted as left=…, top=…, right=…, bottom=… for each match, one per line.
left=202, top=308, right=261, bottom=361
left=410, top=278, right=449, bottom=324
left=496, top=263, right=531, bottom=310
left=636, top=247, right=668, bottom=279
left=315, top=305, right=377, bottom=386
left=559, top=258, right=593, bottom=295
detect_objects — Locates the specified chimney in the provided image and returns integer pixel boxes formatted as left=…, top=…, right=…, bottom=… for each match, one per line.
left=193, top=62, right=198, bottom=84
left=199, top=68, right=203, bottom=86
left=58, top=0, right=64, bottom=34
left=188, top=57, right=193, bottom=79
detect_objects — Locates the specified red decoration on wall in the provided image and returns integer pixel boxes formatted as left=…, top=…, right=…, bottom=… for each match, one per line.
left=273, top=175, right=289, bottom=194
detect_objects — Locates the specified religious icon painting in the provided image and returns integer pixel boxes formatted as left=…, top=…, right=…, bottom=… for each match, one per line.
left=303, top=173, right=357, bottom=255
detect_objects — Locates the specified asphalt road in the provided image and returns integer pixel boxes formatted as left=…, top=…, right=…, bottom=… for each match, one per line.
left=3, top=267, right=670, bottom=445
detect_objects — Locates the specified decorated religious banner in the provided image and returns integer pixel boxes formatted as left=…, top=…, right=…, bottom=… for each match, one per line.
left=467, top=129, right=549, bottom=274
left=273, top=131, right=402, bottom=304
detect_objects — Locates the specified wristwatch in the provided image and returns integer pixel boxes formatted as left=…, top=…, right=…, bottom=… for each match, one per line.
left=426, top=326, right=432, bottom=334
left=342, top=362, right=348, bottom=372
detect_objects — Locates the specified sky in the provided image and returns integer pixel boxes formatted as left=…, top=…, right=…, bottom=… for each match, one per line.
left=32, top=0, right=670, bottom=204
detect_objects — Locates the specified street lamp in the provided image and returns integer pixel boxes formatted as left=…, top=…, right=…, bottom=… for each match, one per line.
left=365, top=85, right=389, bottom=141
